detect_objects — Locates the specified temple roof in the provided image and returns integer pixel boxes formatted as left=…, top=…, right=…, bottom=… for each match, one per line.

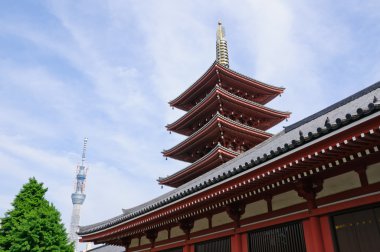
left=158, top=144, right=238, bottom=187
left=79, top=81, right=380, bottom=236
left=169, top=62, right=285, bottom=111
left=167, top=86, right=290, bottom=135
left=163, top=112, right=273, bottom=162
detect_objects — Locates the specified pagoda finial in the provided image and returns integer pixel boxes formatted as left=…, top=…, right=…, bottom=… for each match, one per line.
left=216, top=21, right=229, bottom=68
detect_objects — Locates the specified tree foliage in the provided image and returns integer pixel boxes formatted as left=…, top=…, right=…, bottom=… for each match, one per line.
left=0, top=178, right=73, bottom=252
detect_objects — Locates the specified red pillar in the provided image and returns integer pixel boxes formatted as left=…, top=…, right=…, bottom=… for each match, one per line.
left=183, top=243, right=194, bottom=252
left=319, top=215, right=335, bottom=252
left=231, top=233, right=242, bottom=252
left=240, top=233, right=249, bottom=252
left=310, top=216, right=325, bottom=252
left=183, top=244, right=189, bottom=252
left=303, top=219, right=313, bottom=252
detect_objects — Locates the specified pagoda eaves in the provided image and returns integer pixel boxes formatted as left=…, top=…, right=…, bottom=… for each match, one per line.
left=167, top=86, right=290, bottom=136
left=169, top=62, right=285, bottom=111
left=163, top=113, right=272, bottom=163
left=158, top=144, right=238, bottom=187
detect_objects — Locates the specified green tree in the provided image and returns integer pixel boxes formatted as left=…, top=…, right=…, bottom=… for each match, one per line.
left=0, top=178, right=73, bottom=252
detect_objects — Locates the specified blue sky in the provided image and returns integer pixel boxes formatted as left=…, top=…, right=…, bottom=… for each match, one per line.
left=0, top=0, right=379, bottom=241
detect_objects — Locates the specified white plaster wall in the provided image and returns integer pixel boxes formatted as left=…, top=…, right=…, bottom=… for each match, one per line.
left=241, top=199, right=268, bottom=219
left=317, top=171, right=361, bottom=198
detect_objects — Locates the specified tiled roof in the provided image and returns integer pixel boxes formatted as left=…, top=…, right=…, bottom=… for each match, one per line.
left=79, top=81, right=380, bottom=236
left=285, top=81, right=380, bottom=132
left=158, top=143, right=238, bottom=186
left=163, top=112, right=272, bottom=159
left=217, top=63, right=285, bottom=92
left=169, top=61, right=284, bottom=107
left=167, top=86, right=290, bottom=133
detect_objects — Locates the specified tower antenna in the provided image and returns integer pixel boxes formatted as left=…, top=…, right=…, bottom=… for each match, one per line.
left=70, top=138, right=89, bottom=252
left=81, top=137, right=88, bottom=167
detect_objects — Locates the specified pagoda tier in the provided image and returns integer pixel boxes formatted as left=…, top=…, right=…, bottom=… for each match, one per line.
left=158, top=144, right=238, bottom=187
left=169, top=62, right=285, bottom=111
left=162, top=113, right=272, bottom=163
left=167, top=86, right=290, bottom=136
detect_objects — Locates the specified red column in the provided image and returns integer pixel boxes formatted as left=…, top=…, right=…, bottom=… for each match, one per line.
left=231, top=233, right=242, bottom=252
left=310, top=216, right=325, bottom=252
left=303, top=219, right=314, bottom=252
left=319, top=216, right=335, bottom=252
left=183, top=244, right=188, bottom=252
left=183, top=243, right=191, bottom=252
left=240, top=233, right=249, bottom=252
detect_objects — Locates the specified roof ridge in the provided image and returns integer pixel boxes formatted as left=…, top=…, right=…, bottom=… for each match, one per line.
left=285, top=81, right=380, bottom=132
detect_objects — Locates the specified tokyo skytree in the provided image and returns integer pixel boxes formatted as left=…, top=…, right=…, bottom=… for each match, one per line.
left=70, top=138, right=88, bottom=251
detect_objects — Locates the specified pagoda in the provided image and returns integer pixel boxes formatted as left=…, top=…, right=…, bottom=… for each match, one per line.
left=160, top=22, right=290, bottom=187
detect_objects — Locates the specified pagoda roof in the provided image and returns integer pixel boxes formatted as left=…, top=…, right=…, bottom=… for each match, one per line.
left=158, top=144, right=238, bottom=188
left=167, top=86, right=290, bottom=135
left=79, top=81, right=380, bottom=238
left=162, top=113, right=273, bottom=162
left=169, top=62, right=285, bottom=111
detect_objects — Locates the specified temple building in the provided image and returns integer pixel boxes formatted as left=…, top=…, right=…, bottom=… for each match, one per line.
left=78, top=23, right=380, bottom=252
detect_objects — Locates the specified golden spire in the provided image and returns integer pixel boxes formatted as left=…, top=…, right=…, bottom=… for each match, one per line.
left=216, top=21, right=229, bottom=68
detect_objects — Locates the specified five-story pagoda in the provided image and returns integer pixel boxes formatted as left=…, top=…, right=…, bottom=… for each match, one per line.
left=160, top=22, right=290, bottom=188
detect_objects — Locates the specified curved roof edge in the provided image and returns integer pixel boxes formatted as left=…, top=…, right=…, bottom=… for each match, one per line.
left=169, top=61, right=285, bottom=108
left=162, top=112, right=273, bottom=158
left=167, top=86, right=290, bottom=134
left=158, top=144, right=238, bottom=187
